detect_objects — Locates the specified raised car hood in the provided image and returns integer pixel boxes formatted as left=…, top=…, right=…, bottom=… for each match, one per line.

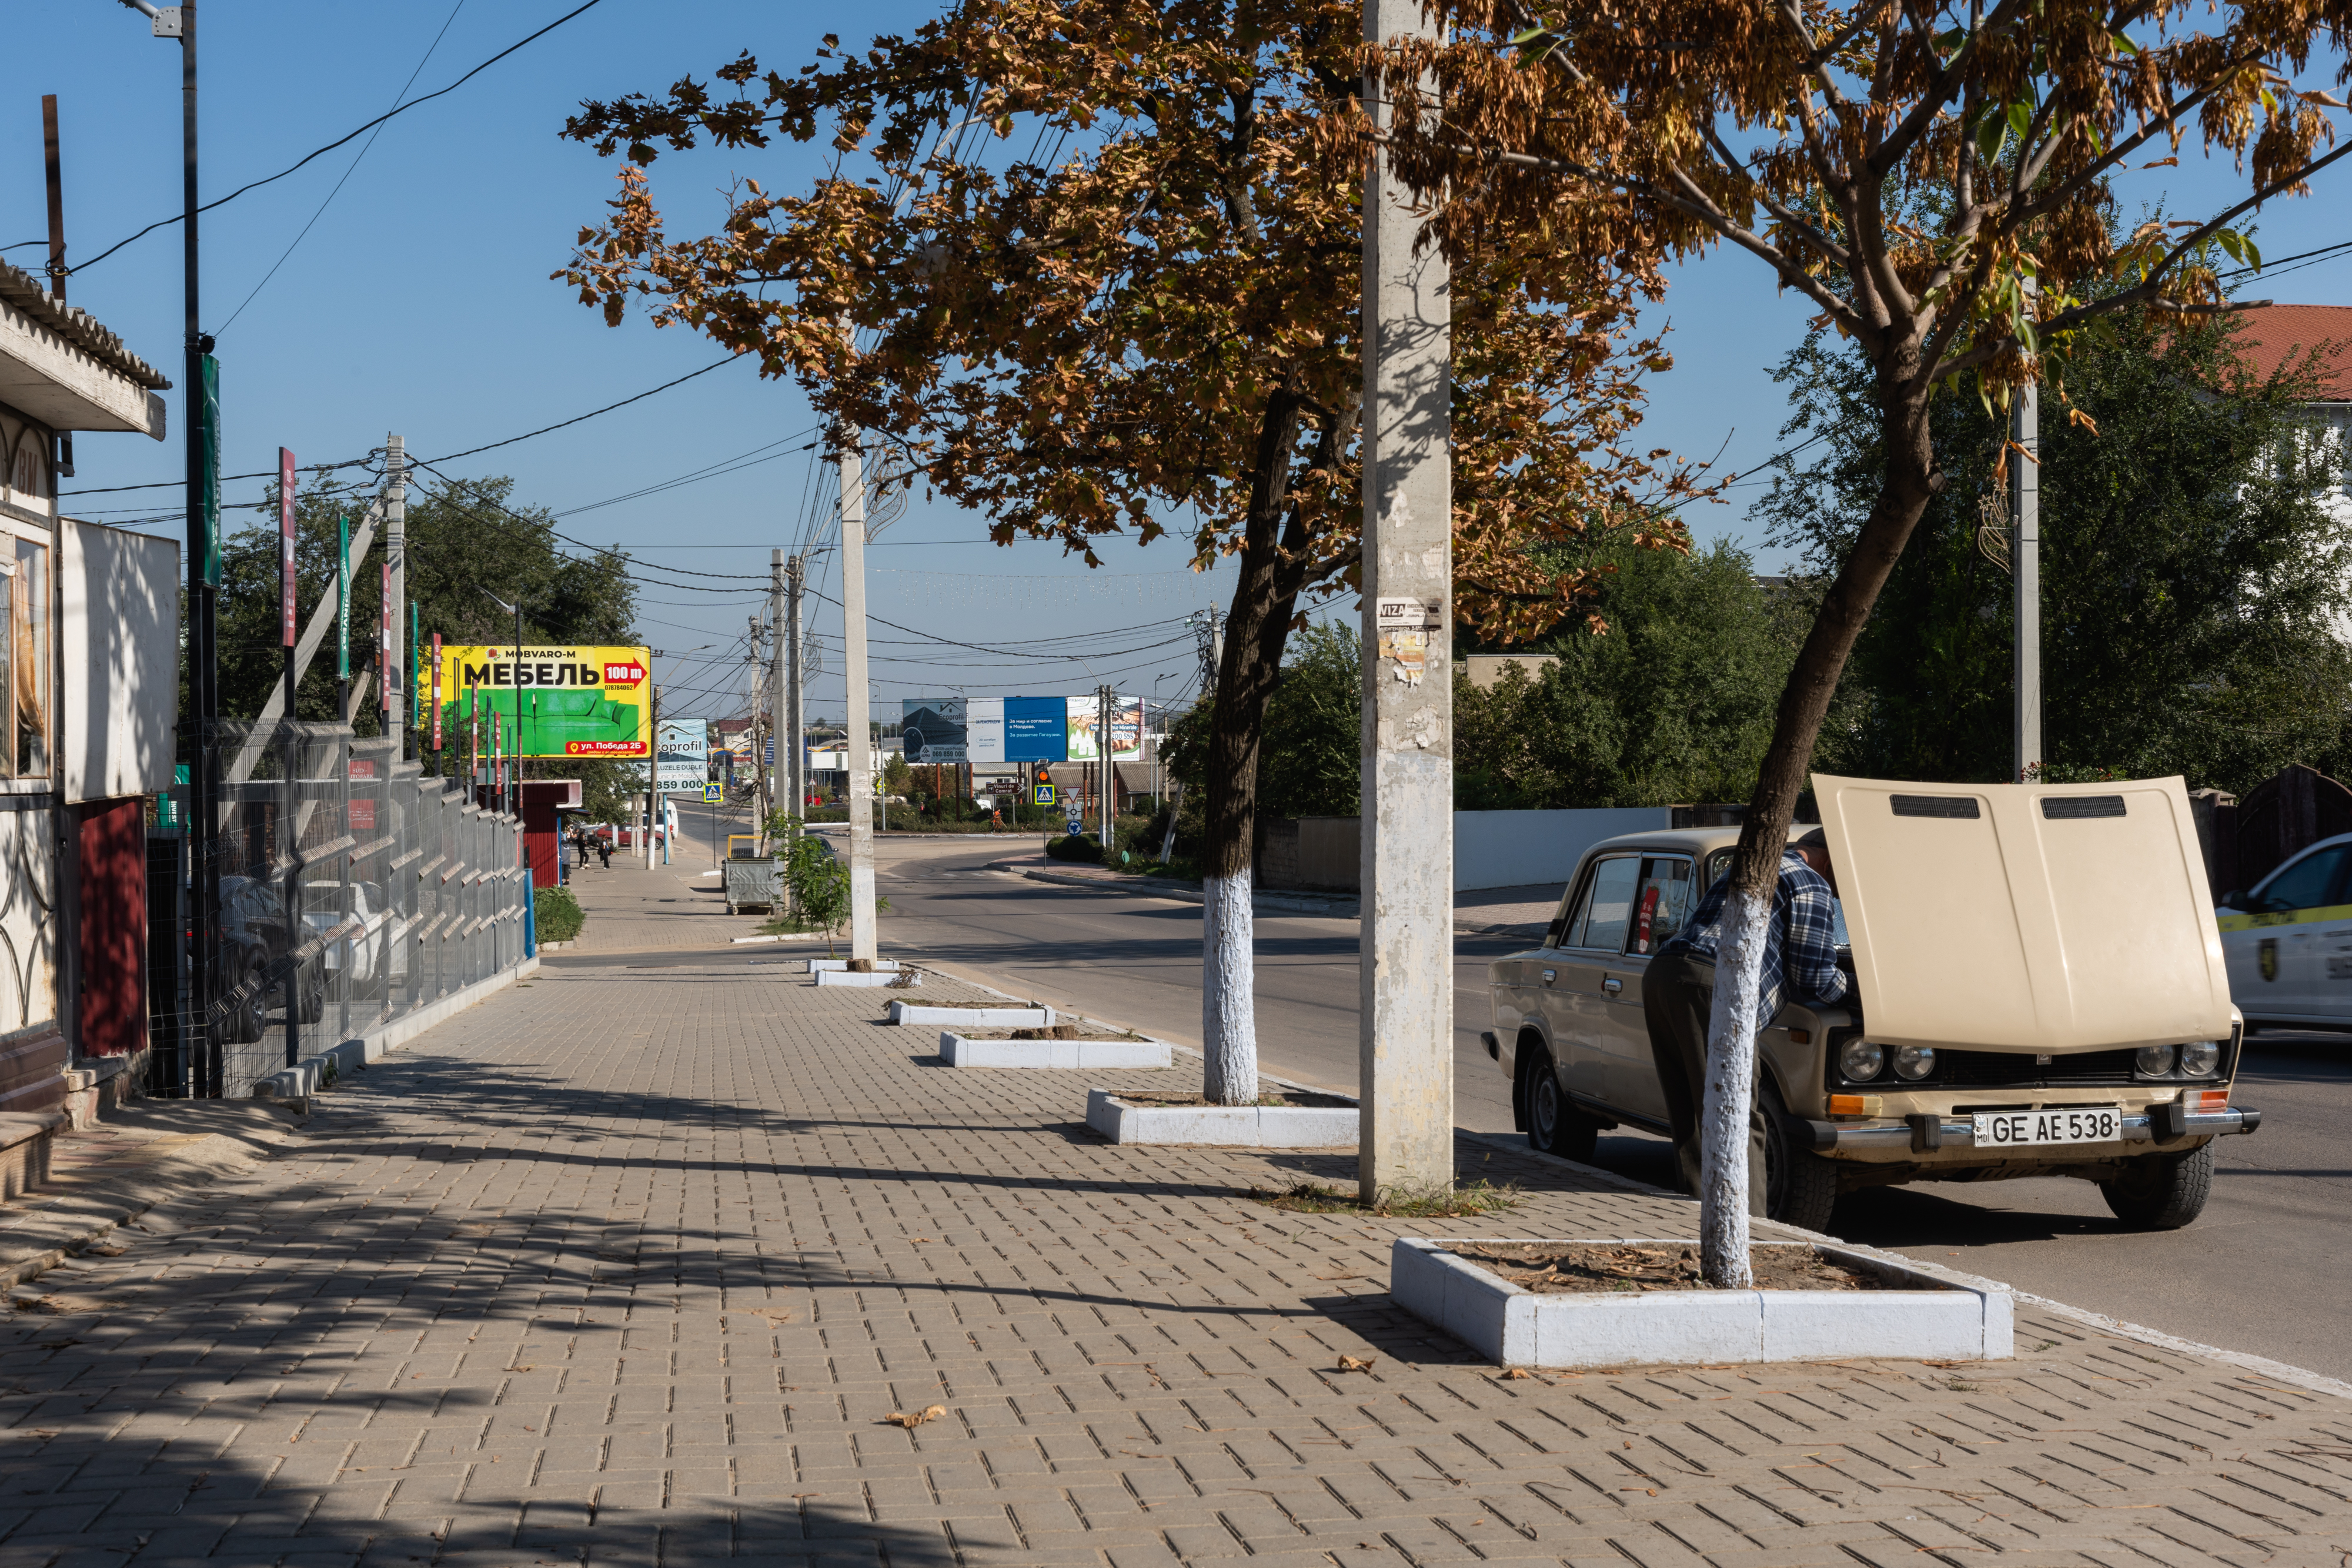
left=1815, top=774, right=2232, bottom=1053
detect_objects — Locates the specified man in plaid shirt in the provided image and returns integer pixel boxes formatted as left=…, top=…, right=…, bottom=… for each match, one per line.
left=1641, top=828, right=1850, bottom=1208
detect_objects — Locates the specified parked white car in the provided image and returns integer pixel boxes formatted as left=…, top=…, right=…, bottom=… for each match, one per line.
left=303, top=878, right=410, bottom=990
left=2216, top=833, right=2352, bottom=1026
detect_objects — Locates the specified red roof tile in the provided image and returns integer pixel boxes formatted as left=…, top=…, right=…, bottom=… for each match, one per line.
left=2229, top=303, right=2352, bottom=397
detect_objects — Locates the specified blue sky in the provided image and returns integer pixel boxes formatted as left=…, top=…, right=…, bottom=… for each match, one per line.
left=10, top=2, right=2350, bottom=724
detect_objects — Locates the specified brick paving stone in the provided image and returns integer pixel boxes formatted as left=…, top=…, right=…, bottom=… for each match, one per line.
left=2, top=867, right=2348, bottom=1566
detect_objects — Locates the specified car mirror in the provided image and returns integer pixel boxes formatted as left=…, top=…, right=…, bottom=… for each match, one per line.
left=2219, top=888, right=2247, bottom=910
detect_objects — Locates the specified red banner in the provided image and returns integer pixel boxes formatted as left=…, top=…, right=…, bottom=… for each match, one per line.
left=278, top=448, right=297, bottom=647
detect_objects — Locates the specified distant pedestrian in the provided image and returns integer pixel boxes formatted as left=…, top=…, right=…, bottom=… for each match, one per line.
left=596, top=835, right=612, bottom=870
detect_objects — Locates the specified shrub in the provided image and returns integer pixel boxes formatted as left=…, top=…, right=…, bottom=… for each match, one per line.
left=535, top=885, right=585, bottom=944
left=1047, top=833, right=1102, bottom=863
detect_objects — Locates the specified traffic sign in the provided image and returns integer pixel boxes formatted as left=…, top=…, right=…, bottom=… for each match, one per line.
left=1034, top=784, right=1055, bottom=807
left=703, top=784, right=723, bottom=804
left=1065, top=814, right=1085, bottom=838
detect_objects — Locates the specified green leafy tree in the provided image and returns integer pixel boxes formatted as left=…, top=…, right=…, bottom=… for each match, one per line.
left=1760, top=307, right=2352, bottom=794
left=1455, top=540, right=1799, bottom=808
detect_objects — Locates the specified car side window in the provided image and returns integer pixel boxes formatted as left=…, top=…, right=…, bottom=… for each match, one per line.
left=1627, top=857, right=1695, bottom=954
left=1544, top=870, right=1587, bottom=949
left=1572, top=856, right=1643, bottom=951
left=2259, top=844, right=2352, bottom=913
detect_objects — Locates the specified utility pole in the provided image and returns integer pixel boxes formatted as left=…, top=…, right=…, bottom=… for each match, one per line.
left=385, top=433, right=406, bottom=758
left=644, top=683, right=658, bottom=870
left=1359, top=0, right=1455, bottom=1203
left=769, top=549, right=787, bottom=832
left=41, top=96, right=73, bottom=480
left=787, top=554, right=805, bottom=825
left=2013, top=286, right=2040, bottom=781
left=841, top=432, right=878, bottom=962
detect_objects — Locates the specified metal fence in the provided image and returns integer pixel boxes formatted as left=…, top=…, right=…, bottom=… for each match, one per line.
left=151, top=720, right=529, bottom=1098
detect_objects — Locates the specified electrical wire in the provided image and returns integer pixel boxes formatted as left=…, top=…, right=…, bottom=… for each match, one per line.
left=216, top=0, right=470, bottom=336
left=35, top=0, right=614, bottom=279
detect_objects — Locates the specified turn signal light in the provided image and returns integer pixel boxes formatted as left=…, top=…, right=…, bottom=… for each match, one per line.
left=1788, top=1028, right=1812, bottom=1044
left=1827, top=1094, right=1882, bottom=1117
left=2194, top=1088, right=2230, bottom=1109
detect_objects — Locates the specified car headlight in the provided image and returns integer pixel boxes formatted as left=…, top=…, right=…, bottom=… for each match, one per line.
left=1893, top=1044, right=1937, bottom=1081
left=1840, top=1038, right=1886, bottom=1082
left=2177, top=1039, right=2221, bottom=1077
left=2134, top=1042, right=2178, bottom=1076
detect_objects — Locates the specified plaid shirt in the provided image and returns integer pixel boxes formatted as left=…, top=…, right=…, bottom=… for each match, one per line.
left=1660, top=850, right=1850, bottom=1030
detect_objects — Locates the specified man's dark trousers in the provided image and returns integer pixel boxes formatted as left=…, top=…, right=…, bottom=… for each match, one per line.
left=1640, top=948, right=1768, bottom=1216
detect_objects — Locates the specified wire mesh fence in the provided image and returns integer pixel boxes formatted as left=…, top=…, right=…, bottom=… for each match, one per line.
left=150, top=720, right=527, bottom=1098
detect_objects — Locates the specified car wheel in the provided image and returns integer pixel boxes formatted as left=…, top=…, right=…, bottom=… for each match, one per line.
left=299, top=964, right=326, bottom=1025
left=1524, top=1050, right=1599, bottom=1164
left=222, top=961, right=266, bottom=1045
left=2100, top=1144, right=2213, bottom=1230
left=1762, top=1080, right=1840, bottom=1232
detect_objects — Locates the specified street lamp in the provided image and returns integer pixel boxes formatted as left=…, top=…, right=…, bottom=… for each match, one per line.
left=108, top=0, right=211, bottom=1095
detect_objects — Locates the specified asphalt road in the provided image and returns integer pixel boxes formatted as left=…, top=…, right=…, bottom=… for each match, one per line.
left=664, top=804, right=2352, bottom=1382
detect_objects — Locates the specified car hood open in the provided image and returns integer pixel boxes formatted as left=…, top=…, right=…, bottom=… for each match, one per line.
left=1815, top=773, right=2232, bottom=1053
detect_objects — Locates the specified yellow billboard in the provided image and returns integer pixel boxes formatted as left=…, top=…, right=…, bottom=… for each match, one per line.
left=435, top=644, right=652, bottom=760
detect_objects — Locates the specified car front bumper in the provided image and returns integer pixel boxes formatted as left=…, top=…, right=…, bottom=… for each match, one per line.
left=1806, top=1104, right=2261, bottom=1153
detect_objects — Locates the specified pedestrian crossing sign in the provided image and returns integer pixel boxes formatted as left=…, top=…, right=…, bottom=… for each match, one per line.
left=1034, top=784, right=1055, bottom=806
left=703, top=784, right=723, bottom=804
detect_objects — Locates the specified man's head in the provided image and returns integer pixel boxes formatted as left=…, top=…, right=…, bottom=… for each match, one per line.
left=1794, top=827, right=1836, bottom=892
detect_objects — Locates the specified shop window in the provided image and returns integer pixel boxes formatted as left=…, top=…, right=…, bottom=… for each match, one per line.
left=0, top=535, right=50, bottom=779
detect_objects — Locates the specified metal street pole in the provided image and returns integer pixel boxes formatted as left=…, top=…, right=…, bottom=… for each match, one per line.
left=1359, top=0, right=1455, bottom=1202
left=2013, top=285, right=2040, bottom=781
left=1097, top=684, right=1113, bottom=845
left=770, top=549, right=787, bottom=832
left=841, top=430, right=879, bottom=962
left=787, top=554, right=805, bottom=824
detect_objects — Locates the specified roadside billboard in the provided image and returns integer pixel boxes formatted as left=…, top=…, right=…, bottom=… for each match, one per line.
left=1064, top=695, right=1144, bottom=761
left=435, top=644, right=652, bottom=759
left=902, top=696, right=1074, bottom=763
left=901, top=698, right=968, bottom=763
left=656, top=718, right=704, bottom=794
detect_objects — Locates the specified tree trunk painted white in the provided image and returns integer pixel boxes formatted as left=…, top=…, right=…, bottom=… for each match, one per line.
left=1700, top=884, right=1770, bottom=1288
left=1201, top=869, right=1257, bottom=1104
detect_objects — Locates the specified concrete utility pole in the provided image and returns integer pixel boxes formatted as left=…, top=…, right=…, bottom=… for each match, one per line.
left=841, top=433, right=879, bottom=962
left=385, top=433, right=406, bottom=757
left=786, top=554, right=805, bottom=823
left=769, top=549, right=787, bottom=831
left=644, top=683, right=658, bottom=870
left=2012, top=290, right=2040, bottom=781
left=1358, top=0, right=1455, bottom=1204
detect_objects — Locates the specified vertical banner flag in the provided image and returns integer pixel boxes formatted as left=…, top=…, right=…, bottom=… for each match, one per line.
left=278, top=447, right=297, bottom=646
left=410, top=603, right=421, bottom=711
left=379, top=562, right=392, bottom=713
left=197, top=355, right=222, bottom=587
left=429, top=633, right=443, bottom=750
left=335, top=514, right=350, bottom=680
left=493, top=710, right=503, bottom=793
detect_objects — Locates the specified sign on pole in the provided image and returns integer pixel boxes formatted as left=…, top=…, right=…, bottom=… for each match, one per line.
left=336, top=514, right=350, bottom=680
left=429, top=633, right=443, bottom=750
left=703, top=783, right=723, bottom=804
left=379, top=562, right=392, bottom=714
left=432, top=643, right=654, bottom=759
left=278, top=447, right=297, bottom=647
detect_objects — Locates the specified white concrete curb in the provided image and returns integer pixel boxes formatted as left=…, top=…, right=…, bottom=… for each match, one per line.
left=941, top=1033, right=1171, bottom=1069
left=251, top=955, right=542, bottom=1111
left=1086, top=1089, right=1359, bottom=1146
left=809, top=958, right=904, bottom=972
left=887, top=1002, right=1053, bottom=1027
left=815, top=970, right=921, bottom=989
left=1391, top=1237, right=2014, bottom=1368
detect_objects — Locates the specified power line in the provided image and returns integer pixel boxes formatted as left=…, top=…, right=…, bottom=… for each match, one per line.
left=21, top=0, right=613, bottom=279
left=216, top=0, right=470, bottom=336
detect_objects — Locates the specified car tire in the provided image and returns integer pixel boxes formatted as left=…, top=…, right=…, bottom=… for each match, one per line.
left=222, top=961, right=266, bottom=1045
left=2099, top=1143, right=2213, bottom=1230
left=1762, top=1081, right=1840, bottom=1232
left=1525, top=1050, right=1599, bottom=1164
left=299, top=964, right=326, bottom=1025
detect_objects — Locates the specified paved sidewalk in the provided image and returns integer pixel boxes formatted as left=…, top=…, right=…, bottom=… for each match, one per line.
left=5, top=883, right=2350, bottom=1566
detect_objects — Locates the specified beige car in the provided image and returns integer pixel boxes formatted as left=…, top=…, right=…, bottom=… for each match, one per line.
left=1482, top=774, right=2262, bottom=1231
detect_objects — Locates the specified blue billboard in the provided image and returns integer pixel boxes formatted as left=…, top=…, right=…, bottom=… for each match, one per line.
left=1004, top=696, right=1067, bottom=761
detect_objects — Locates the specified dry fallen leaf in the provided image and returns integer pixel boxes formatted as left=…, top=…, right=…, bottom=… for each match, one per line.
left=85, top=1245, right=126, bottom=1258
left=1314, top=1272, right=1364, bottom=1282
left=882, top=1405, right=947, bottom=1429
left=1497, top=1368, right=1535, bottom=1381
left=1335, top=1356, right=1377, bottom=1373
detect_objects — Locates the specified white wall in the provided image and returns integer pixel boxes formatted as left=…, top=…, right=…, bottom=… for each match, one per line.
left=61, top=517, right=179, bottom=804
left=1454, top=807, right=1675, bottom=892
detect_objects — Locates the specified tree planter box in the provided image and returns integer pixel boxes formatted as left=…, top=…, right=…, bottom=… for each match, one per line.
left=1085, top=1089, right=1359, bottom=1146
left=814, top=970, right=921, bottom=989
left=887, top=1002, right=1054, bottom=1028
left=940, top=1033, right=1171, bottom=1068
left=808, top=958, right=903, bottom=972
left=1389, top=1238, right=2013, bottom=1368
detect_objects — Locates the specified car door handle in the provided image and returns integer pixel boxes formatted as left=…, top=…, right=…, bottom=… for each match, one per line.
left=1602, top=977, right=1623, bottom=994
left=1541, top=969, right=1556, bottom=985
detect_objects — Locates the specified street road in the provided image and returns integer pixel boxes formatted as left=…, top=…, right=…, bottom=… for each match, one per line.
left=663, top=803, right=2352, bottom=1381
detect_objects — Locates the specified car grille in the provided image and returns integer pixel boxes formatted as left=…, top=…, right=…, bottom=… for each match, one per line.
left=1934, top=1047, right=2141, bottom=1088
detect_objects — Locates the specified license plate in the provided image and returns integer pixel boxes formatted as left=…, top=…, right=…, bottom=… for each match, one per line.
left=1971, top=1107, right=2123, bottom=1148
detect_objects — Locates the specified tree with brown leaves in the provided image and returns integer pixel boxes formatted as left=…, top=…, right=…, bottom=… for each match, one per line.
left=556, top=0, right=1710, bottom=1105
left=1368, top=0, right=2352, bottom=1281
